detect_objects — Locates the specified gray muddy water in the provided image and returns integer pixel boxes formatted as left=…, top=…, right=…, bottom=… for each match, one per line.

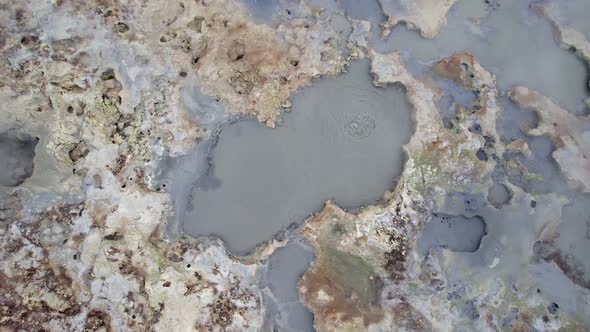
left=417, top=213, right=487, bottom=255
left=259, top=237, right=315, bottom=331
left=183, top=60, right=413, bottom=254
left=0, top=131, right=38, bottom=187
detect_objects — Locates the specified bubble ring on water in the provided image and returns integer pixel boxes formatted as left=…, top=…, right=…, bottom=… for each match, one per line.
left=344, top=112, right=376, bottom=139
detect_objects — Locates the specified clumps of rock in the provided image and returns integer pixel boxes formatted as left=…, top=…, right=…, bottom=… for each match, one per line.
left=510, top=86, right=590, bottom=192
left=535, top=2, right=590, bottom=112
left=379, top=0, right=459, bottom=39
left=347, top=19, right=371, bottom=60
left=0, top=1, right=262, bottom=330
left=137, top=0, right=346, bottom=127
left=0, top=193, right=85, bottom=329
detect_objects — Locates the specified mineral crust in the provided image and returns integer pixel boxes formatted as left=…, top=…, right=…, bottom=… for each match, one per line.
left=378, top=0, right=458, bottom=39
left=1, top=0, right=590, bottom=331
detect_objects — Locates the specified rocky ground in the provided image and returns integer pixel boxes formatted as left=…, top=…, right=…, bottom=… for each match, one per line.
left=0, top=0, right=589, bottom=331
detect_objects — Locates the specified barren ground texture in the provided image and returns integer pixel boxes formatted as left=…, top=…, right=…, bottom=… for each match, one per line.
left=0, top=0, right=589, bottom=331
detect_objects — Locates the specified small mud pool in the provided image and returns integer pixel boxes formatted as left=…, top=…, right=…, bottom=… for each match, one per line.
left=259, top=238, right=315, bottom=331
left=417, top=213, right=487, bottom=255
left=0, top=131, right=38, bottom=188
left=183, top=60, right=413, bottom=254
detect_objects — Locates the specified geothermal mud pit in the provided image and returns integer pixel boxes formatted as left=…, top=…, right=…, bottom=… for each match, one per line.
left=2, top=0, right=590, bottom=331
left=183, top=60, right=413, bottom=254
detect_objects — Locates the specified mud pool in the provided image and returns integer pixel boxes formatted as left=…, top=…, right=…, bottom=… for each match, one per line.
left=259, top=237, right=315, bottom=331
left=417, top=214, right=487, bottom=255
left=0, top=131, right=38, bottom=187
left=182, top=60, right=413, bottom=254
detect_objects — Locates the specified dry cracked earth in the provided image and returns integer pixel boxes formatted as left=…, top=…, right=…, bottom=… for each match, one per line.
left=1, top=0, right=590, bottom=331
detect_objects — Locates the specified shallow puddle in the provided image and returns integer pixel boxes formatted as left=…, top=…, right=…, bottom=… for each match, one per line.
left=259, top=238, right=315, bottom=331
left=183, top=60, right=413, bottom=254
left=0, top=131, right=38, bottom=188
left=417, top=213, right=487, bottom=255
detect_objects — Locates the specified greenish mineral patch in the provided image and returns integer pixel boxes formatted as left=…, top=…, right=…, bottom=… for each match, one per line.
left=100, top=68, right=116, bottom=81
left=324, top=247, right=383, bottom=305
left=94, top=96, right=120, bottom=122
left=332, top=223, right=348, bottom=236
